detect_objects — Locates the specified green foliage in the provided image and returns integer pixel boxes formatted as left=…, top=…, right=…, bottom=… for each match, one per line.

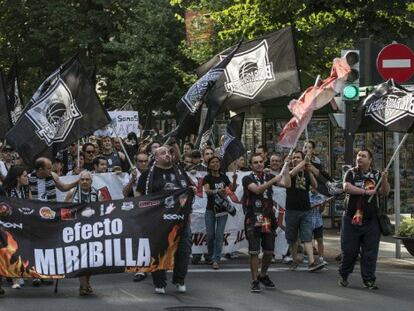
left=397, top=217, right=414, bottom=238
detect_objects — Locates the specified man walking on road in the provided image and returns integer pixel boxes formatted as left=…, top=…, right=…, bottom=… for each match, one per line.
left=339, top=149, right=390, bottom=290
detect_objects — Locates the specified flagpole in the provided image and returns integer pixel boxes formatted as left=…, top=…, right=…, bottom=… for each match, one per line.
left=77, top=139, right=81, bottom=203
left=304, top=75, right=321, bottom=142
left=368, top=132, right=409, bottom=202
left=110, top=125, right=135, bottom=170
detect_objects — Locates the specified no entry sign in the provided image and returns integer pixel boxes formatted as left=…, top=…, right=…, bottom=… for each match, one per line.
left=376, top=43, right=414, bottom=83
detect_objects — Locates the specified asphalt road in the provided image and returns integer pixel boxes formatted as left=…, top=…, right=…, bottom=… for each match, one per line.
left=1, top=259, right=414, bottom=311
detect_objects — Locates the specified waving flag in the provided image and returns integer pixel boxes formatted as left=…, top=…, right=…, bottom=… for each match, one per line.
left=220, top=113, right=245, bottom=170
left=6, top=58, right=24, bottom=125
left=5, top=56, right=111, bottom=166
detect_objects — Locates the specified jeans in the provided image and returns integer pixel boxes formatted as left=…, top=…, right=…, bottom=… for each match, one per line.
left=205, top=209, right=228, bottom=262
left=152, top=223, right=192, bottom=288
left=339, top=215, right=380, bottom=282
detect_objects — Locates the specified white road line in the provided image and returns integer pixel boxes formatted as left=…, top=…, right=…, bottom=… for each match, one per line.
left=382, top=59, right=411, bottom=68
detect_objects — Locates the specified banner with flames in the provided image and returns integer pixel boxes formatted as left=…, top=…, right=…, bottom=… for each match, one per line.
left=0, top=189, right=191, bottom=279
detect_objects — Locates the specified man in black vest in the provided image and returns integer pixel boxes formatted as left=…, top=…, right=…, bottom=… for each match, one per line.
left=136, top=145, right=195, bottom=294
left=339, top=149, right=389, bottom=290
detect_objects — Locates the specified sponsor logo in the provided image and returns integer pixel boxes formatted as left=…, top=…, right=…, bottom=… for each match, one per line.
left=138, top=201, right=160, bottom=208
left=18, top=207, right=35, bottom=215
left=104, top=203, right=116, bottom=215
left=221, top=40, right=275, bottom=99
left=121, top=202, right=134, bottom=211
left=26, top=79, right=82, bottom=146
left=81, top=207, right=95, bottom=218
left=61, top=208, right=77, bottom=220
left=364, top=90, right=414, bottom=126
left=164, top=196, right=175, bottom=209
left=163, top=214, right=185, bottom=221
left=39, top=206, right=56, bottom=219
left=0, top=220, right=23, bottom=230
left=0, top=202, right=12, bottom=216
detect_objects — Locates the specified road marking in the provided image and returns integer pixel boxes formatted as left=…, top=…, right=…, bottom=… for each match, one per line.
left=382, top=59, right=411, bottom=68
left=119, top=289, right=147, bottom=301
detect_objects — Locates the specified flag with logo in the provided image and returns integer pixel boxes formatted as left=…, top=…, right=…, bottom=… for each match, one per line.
left=169, top=41, right=242, bottom=140
left=220, top=113, right=245, bottom=170
left=5, top=56, right=111, bottom=165
left=0, top=69, right=12, bottom=140
left=197, top=27, right=301, bottom=112
left=352, top=81, right=414, bottom=133
left=6, top=58, right=24, bottom=125
left=278, top=57, right=351, bottom=148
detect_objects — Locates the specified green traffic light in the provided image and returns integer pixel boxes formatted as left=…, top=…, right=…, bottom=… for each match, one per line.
left=343, top=85, right=359, bottom=100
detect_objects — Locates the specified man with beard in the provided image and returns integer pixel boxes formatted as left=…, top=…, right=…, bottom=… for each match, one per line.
left=285, top=151, right=326, bottom=272
left=136, top=145, right=195, bottom=294
left=242, top=153, right=290, bottom=292
left=339, top=149, right=389, bottom=290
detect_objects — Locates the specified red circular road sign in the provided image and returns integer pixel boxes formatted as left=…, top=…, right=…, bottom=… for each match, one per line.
left=376, top=43, right=414, bottom=83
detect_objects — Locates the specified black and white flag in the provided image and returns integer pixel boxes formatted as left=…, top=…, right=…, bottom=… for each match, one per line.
left=197, top=27, right=301, bottom=112
left=220, top=113, right=245, bottom=170
left=5, top=56, right=111, bottom=165
left=352, top=80, right=414, bottom=133
left=171, top=41, right=242, bottom=139
left=6, top=58, right=24, bottom=125
left=0, top=69, right=12, bottom=140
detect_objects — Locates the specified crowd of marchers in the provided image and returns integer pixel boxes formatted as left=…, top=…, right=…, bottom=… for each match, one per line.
left=0, top=130, right=390, bottom=296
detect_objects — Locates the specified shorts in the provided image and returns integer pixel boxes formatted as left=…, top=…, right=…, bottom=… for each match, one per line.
left=285, top=209, right=313, bottom=244
left=245, top=222, right=275, bottom=255
left=313, top=226, right=324, bottom=239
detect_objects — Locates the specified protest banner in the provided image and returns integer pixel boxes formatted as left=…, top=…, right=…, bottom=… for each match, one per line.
left=0, top=189, right=191, bottom=278
left=94, top=111, right=139, bottom=138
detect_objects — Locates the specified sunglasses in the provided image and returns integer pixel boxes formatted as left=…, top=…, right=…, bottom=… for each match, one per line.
left=85, top=150, right=95, bottom=154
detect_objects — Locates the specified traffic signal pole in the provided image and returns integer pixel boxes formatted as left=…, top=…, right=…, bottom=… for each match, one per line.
left=344, top=100, right=354, bottom=165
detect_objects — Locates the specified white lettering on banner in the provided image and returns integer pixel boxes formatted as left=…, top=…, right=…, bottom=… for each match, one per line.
left=0, top=220, right=23, bottom=229
left=34, top=238, right=151, bottom=275
left=163, top=214, right=185, bottom=220
left=62, top=218, right=123, bottom=243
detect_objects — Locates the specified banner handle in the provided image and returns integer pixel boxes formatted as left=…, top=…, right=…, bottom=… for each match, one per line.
left=368, top=132, right=409, bottom=202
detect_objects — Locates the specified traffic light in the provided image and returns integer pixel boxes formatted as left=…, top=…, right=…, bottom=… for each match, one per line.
left=341, top=49, right=360, bottom=101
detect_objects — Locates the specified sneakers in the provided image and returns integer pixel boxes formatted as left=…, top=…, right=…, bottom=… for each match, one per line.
left=12, top=278, right=24, bottom=289
left=11, top=283, right=21, bottom=289
left=212, top=262, right=219, bottom=270
left=133, top=272, right=147, bottom=282
left=258, top=275, right=275, bottom=289
left=79, top=286, right=93, bottom=296
left=155, top=287, right=166, bottom=294
left=289, top=261, right=300, bottom=271
left=338, top=276, right=349, bottom=287
left=283, top=256, right=293, bottom=264
left=363, top=280, right=379, bottom=290
left=174, top=283, right=186, bottom=293
left=302, top=255, right=309, bottom=264
left=308, top=261, right=326, bottom=272
left=250, top=280, right=262, bottom=293
left=318, top=257, right=328, bottom=265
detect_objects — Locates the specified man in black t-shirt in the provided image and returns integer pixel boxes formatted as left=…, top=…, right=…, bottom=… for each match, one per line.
left=285, top=151, right=326, bottom=272
left=242, top=153, right=290, bottom=293
left=339, top=149, right=389, bottom=290
left=136, top=145, right=194, bottom=295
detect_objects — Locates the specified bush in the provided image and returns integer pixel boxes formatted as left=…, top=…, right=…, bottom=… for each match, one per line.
left=397, top=217, right=414, bottom=238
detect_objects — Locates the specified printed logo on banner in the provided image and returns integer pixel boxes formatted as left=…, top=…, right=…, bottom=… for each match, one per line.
left=81, top=207, right=95, bottom=218
left=39, top=207, right=56, bottom=219
left=104, top=203, right=116, bottom=215
left=0, top=202, right=13, bottom=216
left=163, top=214, right=185, bottom=221
left=27, top=79, right=82, bottom=146
left=18, top=207, right=35, bottom=215
left=0, top=220, right=23, bottom=229
left=138, top=201, right=160, bottom=208
left=220, top=40, right=275, bottom=99
left=121, top=202, right=134, bottom=211
left=61, top=208, right=77, bottom=220
left=164, top=196, right=175, bottom=209
left=364, top=90, right=414, bottom=126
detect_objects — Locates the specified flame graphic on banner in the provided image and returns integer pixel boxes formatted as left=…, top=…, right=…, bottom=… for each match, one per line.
left=125, top=224, right=181, bottom=273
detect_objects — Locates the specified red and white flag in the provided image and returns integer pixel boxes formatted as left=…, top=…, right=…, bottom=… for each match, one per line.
left=278, top=58, right=351, bottom=148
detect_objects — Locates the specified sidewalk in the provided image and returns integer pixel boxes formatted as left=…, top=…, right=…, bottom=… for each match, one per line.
left=323, top=228, right=414, bottom=268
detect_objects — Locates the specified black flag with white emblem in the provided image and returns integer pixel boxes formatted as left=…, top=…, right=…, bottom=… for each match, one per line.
left=6, top=58, right=24, bottom=125
left=5, top=56, right=111, bottom=165
left=170, top=41, right=242, bottom=139
left=352, top=80, right=414, bottom=133
left=220, top=113, right=245, bottom=170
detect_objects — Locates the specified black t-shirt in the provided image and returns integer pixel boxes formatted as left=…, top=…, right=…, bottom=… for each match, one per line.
left=286, top=171, right=311, bottom=211
left=344, top=167, right=380, bottom=219
left=136, top=165, right=188, bottom=194
left=242, top=173, right=274, bottom=217
left=203, top=173, right=231, bottom=211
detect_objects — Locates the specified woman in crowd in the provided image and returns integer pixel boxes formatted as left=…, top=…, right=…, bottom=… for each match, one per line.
left=2, top=165, right=32, bottom=289
left=203, top=156, right=237, bottom=269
